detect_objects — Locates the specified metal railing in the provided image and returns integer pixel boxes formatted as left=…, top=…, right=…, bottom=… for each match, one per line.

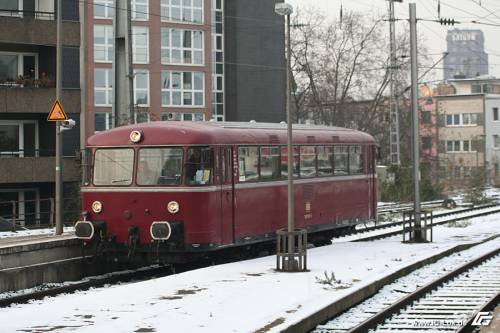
left=0, top=197, right=80, bottom=231
left=0, top=9, right=55, bottom=20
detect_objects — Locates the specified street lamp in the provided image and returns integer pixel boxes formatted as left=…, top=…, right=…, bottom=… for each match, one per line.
left=275, top=2, right=307, bottom=272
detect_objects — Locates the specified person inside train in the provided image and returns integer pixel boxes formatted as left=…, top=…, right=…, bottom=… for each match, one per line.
left=137, top=159, right=157, bottom=185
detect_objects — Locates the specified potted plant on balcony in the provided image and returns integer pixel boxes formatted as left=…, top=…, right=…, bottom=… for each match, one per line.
left=15, top=75, right=26, bottom=87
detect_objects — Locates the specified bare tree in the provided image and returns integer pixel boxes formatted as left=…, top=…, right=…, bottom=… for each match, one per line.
left=290, top=7, right=432, bottom=164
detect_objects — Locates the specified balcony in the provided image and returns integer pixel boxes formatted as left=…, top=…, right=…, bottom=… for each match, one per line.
left=0, top=14, right=79, bottom=47
left=0, top=86, right=80, bottom=114
left=0, top=156, right=80, bottom=183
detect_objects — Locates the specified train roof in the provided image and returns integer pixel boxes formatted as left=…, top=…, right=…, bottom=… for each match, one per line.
left=87, top=121, right=376, bottom=147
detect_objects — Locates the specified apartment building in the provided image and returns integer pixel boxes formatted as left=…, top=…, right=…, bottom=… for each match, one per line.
left=435, top=77, right=500, bottom=188
left=85, top=0, right=286, bottom=137
left=0, top=0, right=81, bottom=227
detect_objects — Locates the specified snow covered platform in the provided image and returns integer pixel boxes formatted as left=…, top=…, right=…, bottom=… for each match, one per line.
left=1, top=215, right=499, bottom=333
left=0, top=229, right=81, bottom=293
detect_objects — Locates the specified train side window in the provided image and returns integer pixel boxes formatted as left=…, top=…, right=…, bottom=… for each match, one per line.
left=334, top=146, right=349, bottom=175
left=186, top=146, right=213, bottom=185
left=281, top=146, right=300, bottom=178
left=317, top=146, right=333, bottom=176
left=300, top=146, right=316, bottom=178
left=260, top=146, right=280, bottom=180
left=349, top=145, right=363, bottom=174
left=238, top=147, right=259, bottom=182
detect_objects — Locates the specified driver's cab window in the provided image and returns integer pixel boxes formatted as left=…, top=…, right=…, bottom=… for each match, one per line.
left=185, top=146, right=213, bottom=185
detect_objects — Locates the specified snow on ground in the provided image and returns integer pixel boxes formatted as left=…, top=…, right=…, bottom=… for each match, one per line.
left=1, top=213, right=499, bottom=333
left=0, top=226, right=74, bottom=239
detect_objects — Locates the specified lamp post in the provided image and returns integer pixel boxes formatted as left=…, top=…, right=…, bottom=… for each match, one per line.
left=275, top=2, right=307, bottom=272
left=275, top=1, right=293, bottom=243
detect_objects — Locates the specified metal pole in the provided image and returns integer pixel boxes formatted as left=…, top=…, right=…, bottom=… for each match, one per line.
left=55, top=0, right=63, bottom=235
left=286, top=13, right=295, bottom=256
left=79, top=0, right=87, bottom=184
left=127, top=0, right=135, bottom=124
left=409, top=3, right=422, bottom=241
left=389, top=0, right=401, bottom=166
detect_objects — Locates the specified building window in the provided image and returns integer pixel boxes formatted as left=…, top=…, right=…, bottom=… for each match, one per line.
left=422, top=111, right=431, bottom=124
left=494, top=135, right=500, bottom=149
left=445, top=113, right=478, bottom=127
left=463, top=140, right=470, bottom=152
left=211, top=0, right=224, bottom=121
left=94, top=68, right=113, bottom=106
left=160, top=0, right=203, bottom=24
left=132, top=26, right=149, bottom=64
left=422, top=136, right=432, bottom=150
left=494, top=108, right=499, bottom=121
left=131, top=0, right=148, bottom=20
left=162, top=112, right=204, bottom=121
left=94, top=0, right=114, bottom=18
left=94, top=112, right=112, bottom=132
left=0, top=121, right=39, bottom=158
left=0, top=52, right=38, bottom=82
left=161, top=28, right=203, bottom=65
left=94, top=25, right=113, bottom=63
left=134, top=70, right=149, bottom=106
left=135, top=112, right=150, bottom=123
left=161, top=71, right=204, bottom=107
left=446, top=140, right=471, bottom=152
left=495, top=163, right=499, bottom=178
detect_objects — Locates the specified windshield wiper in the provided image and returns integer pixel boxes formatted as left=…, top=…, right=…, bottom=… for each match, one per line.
left=111, top=178, right=131, bottom=183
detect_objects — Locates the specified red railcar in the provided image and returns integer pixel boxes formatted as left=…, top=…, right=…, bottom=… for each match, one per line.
left=76, top=122, right=377, bottom=263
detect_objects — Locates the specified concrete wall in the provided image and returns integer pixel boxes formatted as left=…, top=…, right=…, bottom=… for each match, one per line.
left=0, top=16, right=80, bottom=47
left=0, top=157, right=80, bottom=183
left=224, top=0, right=286, bottom=123
left=0, top=88, right=80, bottom=114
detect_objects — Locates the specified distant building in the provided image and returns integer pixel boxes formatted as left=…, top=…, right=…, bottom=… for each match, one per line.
left=434, top=78, right=500, bottom=189
left=443, top=29, right=488, bottom=80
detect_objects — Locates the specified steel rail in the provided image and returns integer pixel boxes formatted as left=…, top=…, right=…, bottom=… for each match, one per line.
left=350, top=204, right=500, bottom=242
left=346, top=247, right=500, bottom=333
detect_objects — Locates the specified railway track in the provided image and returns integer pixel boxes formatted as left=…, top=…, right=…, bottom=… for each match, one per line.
left=339, top=203, right=500, bottom=242
left=2, top=204, right=499, bottom=309
left=313, top=239, right=500, bottom=333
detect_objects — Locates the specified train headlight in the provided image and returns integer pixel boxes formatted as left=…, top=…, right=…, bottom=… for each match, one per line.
left=92, top=201, right=103, bottom=214
left=167, top=201, right=180, bottom=214
left=130, top=130, right=142, bottom=143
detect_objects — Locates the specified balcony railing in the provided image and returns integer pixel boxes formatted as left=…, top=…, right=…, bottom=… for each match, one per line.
left=0, top=9, right=55, bottom=20
left=0, top=196, right=79, bottom=230
left=0, top=77, right=56, bottom=88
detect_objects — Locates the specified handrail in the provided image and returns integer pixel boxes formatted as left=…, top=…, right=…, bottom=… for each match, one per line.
left=0, top=9, right=55, bottom=20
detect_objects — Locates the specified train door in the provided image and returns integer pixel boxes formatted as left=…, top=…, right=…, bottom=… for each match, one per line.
left=219, top=146, right=235, bottom=244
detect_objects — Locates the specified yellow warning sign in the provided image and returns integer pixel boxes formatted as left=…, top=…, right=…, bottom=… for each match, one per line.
left=47, top=100, right=68, bottom=121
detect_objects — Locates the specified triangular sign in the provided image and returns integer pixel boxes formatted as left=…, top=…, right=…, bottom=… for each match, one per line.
left=47, top=100, right=68, bottom=121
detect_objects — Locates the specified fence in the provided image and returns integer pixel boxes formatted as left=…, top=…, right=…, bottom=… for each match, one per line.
left=0, top=197, right=80, bottom=231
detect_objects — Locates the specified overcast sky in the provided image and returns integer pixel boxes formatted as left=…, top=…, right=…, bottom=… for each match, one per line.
left=287, top=0, right=500, bottom=79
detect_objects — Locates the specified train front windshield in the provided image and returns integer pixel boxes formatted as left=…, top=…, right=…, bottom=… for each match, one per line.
left=93, top=148, right=134, bottom=186
left=137, top=147, right=183, bottom=185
